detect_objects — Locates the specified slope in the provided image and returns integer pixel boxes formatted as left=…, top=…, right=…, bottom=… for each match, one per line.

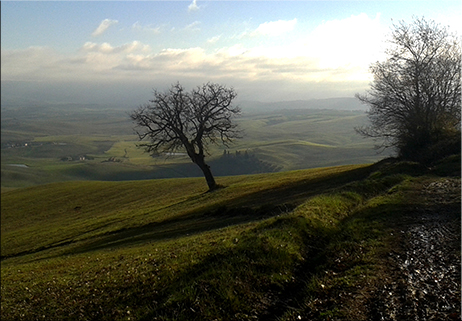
left=1, top=158, right=460, bottom=320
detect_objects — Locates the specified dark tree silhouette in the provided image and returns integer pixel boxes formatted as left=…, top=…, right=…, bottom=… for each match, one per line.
left=356, top=17, right=461, bottom=163
left=130, top=82, right=241, bottom=191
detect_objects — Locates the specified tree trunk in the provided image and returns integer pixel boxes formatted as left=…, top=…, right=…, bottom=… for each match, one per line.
left=184, top=141, right=217, bottom=191
left=196, top=158, right=217, bottom=191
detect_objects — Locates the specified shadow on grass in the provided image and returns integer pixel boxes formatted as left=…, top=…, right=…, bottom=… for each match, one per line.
left=11, top=160, right=415, bottom=260
left=65, top=164, right=385, bottom=256
left=66, top=204, right=295, bottom=255
left=114, top=188, right=432, bottom=321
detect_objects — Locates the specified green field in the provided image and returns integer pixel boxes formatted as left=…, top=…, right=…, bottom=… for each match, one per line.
left=3, top=102, right=457, bottom=320
left=1, top=103, right=387, bottom=189
left=2, top=156, right=460, bottom=320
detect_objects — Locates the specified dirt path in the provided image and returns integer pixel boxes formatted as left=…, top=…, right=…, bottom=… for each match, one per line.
left=370, top=178, right=461, bottom=320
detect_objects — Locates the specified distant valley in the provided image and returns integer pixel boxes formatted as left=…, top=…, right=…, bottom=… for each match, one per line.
left=1, top=97, right=387, bottom=189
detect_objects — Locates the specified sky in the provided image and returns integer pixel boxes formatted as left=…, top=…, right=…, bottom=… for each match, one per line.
left=1, top=0, right=461, bottom=108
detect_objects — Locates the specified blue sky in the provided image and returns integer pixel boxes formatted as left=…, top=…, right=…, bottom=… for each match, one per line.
left=1, top=1, right=461, bottom=106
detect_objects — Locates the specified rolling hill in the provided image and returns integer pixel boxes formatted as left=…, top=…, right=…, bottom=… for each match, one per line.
left=1, top=157, right=460, bottom=320
left=1, top=101, right=390, bottom=189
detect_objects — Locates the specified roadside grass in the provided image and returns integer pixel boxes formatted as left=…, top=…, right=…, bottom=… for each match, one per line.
left=277, top=191, right=407, bottom=321
left=1, top=159, right=449, bottom=320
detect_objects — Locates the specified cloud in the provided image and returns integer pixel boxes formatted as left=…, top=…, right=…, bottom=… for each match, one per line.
left=217, top=44, right=248, bottom=56
left=81, top=41, right=151, bottom=54
left=188, top=0, right=199, bottom=12
left=2, top=53, right=368, bottom=106
left=184, top=21, right=201, bottom=32
left=207, top=35, right=221, bottom=44
left=298, top=13, right=386, bottom=69
left=1, top=46, right=58, bottom=81
left=91, top=19, right=119, bottom=37
left=1, top=40, right=369, bottom=103
left=251, top=18, right=297, bottom=37
left=2, top=15, right=387, bottom=103
left=132, top=21, right=161, bottom=34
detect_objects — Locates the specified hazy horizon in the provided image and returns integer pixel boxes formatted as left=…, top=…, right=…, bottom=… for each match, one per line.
left=2, top=1, right=460, bottom=108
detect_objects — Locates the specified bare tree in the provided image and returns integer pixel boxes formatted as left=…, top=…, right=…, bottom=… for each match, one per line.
left=130, top=82, right=241, bottom=191
left=356, top=17, right=461, bottom=162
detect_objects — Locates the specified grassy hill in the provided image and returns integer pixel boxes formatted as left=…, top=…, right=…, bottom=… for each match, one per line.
left=2, top=157, right=460, bottom=320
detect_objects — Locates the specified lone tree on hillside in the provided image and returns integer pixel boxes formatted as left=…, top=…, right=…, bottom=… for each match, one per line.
left=356, top=17, right=461, bottom=163
left=130, top=82, right=241, bottom=191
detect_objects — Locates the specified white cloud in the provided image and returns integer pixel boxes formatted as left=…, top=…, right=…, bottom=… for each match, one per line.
left=207, top=35, right=221, bottom=44
left=132, top=21, right=162, bottom=34
left=91, top=19, right=119, bottom=37
left=251, top=18, right=297, bottom=37
left=81, top=42, right=113, bottom=54
left=1, top=40, right=370, bottom=101
left=1, top=46, right=58, bottom=81
left=184, top=21, right=201, bottom=32
left=2, top=15, right=387, bottom=102
left=300, top=13, right=387, bottom=70
left=81, top=41, right=151, bottom=54
left=188, top=0, right=199, bottom=12
left=217, top=44, right=248, bottom=57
